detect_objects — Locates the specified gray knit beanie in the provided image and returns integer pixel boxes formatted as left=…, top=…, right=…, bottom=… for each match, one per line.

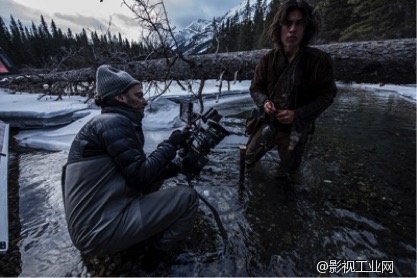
left=96, top=65, right=141, bottom=99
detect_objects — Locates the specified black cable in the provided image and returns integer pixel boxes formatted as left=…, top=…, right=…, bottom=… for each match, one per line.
left=186, top=176, right=228, bottom=249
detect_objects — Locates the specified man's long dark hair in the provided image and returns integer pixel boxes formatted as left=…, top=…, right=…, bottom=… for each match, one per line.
left=268, top=0, right=320, bottom=48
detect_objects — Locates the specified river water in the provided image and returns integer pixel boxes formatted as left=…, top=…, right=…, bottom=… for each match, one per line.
left=7, top=86, right=416, bottom=276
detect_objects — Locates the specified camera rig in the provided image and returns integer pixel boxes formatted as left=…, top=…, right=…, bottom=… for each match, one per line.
left=175, top=101, right=231, bottom=179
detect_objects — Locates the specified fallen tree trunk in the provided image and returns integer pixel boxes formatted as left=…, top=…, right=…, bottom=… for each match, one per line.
left=0, top=38, right=415, bottom=94
left=318, top=38, right=416, bottom=85
left=125, top=38, right=416, bottom=85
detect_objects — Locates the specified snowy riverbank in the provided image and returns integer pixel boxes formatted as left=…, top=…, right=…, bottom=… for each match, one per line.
left=0, top=81, right=415, bottom=152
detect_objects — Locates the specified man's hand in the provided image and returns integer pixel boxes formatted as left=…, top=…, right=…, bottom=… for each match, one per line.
left=168, top=129, right=191, bottom=149
left=264, top=100, right=276, bottom=114
left=264, top=101, right=294, bottom=124
left=276, top=110, right=294, bottom=124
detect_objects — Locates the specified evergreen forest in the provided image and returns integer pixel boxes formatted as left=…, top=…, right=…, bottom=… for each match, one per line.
left=0, top=0, right=415, bottom=72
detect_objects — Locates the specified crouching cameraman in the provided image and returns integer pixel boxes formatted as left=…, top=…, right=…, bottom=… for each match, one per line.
left=61, top=65, right=198, bottom=258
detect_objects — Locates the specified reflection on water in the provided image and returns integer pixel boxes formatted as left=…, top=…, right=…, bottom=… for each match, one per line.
left=17, top=151, right=86, bottom=276
left=10, top=87, right=416, bottom=276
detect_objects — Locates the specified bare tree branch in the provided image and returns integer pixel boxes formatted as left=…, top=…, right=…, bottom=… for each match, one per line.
left=118, top=0, right=214, bottom=104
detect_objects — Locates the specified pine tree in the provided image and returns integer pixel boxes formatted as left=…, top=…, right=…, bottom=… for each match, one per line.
left=253, top=0, right=266, bottom=49
left=0, top=17, right=13, bottom=58
left=40, top=15, right=51, bottom=39
left=315, top=0, right=353, bottom=43
left=340, top=0, right=415, bottom=41
left=238, top=0, right=254, bottom=51
left=8, top=16, right=25, bottom=65
left=259, top=0, right=281, bottom=48
left=229, top=13, right=241, bottom=52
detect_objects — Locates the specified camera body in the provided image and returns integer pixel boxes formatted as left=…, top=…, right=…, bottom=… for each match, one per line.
left=176, top=101, right=231, bottom=178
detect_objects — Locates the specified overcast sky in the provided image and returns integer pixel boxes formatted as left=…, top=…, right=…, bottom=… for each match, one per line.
left=0, top=0, right=242, bottom=42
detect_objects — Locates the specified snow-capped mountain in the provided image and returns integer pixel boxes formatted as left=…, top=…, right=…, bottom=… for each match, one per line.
left=223, top=0, right=269, bottom=21
left=174, top=19, right=213, bottom=55
left=174, top=0, right=272, bottom=55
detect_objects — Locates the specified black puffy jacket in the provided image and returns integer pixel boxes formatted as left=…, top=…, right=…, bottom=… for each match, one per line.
left=67, top=105, right=176, bottom=192
left=62, top=105, right=178, bottom=255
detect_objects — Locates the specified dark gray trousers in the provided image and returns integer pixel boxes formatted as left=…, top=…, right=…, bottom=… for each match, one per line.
left=140, top=186, right=199, bottom=250
left=102, top=185, right=199, bottom=255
